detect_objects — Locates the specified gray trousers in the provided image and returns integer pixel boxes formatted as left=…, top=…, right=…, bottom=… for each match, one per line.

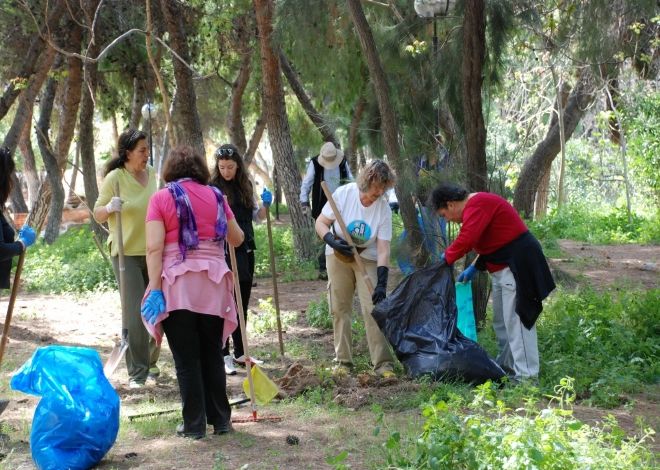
left=491, top=267, right=539, bottom=379
left=112, top=255, right=160, bottom=382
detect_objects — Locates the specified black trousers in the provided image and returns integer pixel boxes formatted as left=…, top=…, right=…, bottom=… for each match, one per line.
left=162, top=310, right=231, bottom=435
left=222, top=278, right=252, bottom=359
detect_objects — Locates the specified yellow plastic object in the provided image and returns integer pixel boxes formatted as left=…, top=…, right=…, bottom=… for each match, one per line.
left=242, top=365, right=279, bottom=406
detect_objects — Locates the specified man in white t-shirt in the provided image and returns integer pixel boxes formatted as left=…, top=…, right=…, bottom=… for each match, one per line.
left=315, top=160, right=397, bottom=378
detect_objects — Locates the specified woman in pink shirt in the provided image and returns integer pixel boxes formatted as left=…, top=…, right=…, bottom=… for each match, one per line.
left=141, top=146, right=244, bottom=439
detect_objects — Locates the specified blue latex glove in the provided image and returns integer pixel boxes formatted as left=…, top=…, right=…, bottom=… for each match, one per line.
left=261, top=188, right=273, bottom=207
left=18, top=225, right=36, bottom=248
left=141, top=290, right=165, bottom=325
left=457, top=265, right=477, bottom=283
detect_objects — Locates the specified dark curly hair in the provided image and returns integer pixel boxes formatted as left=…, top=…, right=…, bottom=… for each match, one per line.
left=427, top=183, right=469, bottom=211
left=209, top=144, right=253, bottom=208
left=0, top=147, right=15, bottom=206
left=104, top=128, right=147, bottom=176
left=162, top=145, right=210, bottom=184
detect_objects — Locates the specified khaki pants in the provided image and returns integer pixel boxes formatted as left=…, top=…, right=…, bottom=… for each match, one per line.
left=492, top=267, right=539, bottom=379
left=112, top=255, right=161, bottom=382
left=326, top=254, right=394, bottom=372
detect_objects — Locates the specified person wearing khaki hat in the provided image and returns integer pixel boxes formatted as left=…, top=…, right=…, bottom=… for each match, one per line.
left=299, top=142, right=353, bottom=279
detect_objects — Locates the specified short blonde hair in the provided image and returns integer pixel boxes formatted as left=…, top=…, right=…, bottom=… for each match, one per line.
left=356, top=160, right=396, bottom=192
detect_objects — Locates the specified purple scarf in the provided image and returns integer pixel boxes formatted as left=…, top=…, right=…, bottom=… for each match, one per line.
left=166, top=179, right=228, bottom=260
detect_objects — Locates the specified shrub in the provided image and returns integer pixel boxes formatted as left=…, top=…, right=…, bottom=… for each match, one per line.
left=306, top=295, right=332, bottom=330
left=22, top=226, right=115, bottom=293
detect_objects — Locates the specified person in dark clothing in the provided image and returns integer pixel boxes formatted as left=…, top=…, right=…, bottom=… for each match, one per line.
left=210, top=144, right=271, bottom=375
left=428, top=183, right=555, bottom=382
left=0, top=146, right=37, bottom=414
left=299, top=142, right=353, bottom=279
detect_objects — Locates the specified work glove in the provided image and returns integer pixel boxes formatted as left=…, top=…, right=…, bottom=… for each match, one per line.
left=301, top=202, right=311, bottom=217
left=372, top=266, right=389, bottom=305
left=261, top=187, right=273, bottom=207
left=457, top=265, right=477, bottom=283
left=105, top=196, right=123, bottom=214
left=141, top=289, right=165, bottom=325
left=18, top=225, right=36, bottom=249
left=323, top=232, right=353, bottom=259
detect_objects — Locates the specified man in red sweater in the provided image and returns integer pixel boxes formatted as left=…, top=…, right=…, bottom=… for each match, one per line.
left=428, top=183, right=555, bottom=382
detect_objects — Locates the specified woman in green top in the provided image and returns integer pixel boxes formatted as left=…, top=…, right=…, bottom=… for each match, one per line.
left=94, top=129, right=160, bottom=388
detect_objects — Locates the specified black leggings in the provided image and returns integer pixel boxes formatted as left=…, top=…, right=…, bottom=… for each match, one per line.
left=162, top=310, right=231, bottom=435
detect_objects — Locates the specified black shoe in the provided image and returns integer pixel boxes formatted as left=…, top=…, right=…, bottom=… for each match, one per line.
left=213, top=422, right=233, bottom=435
left=176, top=423, right=205, bottom=440
left=318, top=271, right=328, bottom=280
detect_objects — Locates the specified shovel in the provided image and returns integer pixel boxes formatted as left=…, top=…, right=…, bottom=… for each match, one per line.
left=104, top=183, right=129, bottom=378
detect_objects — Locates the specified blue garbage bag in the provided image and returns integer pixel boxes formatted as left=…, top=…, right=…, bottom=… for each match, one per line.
left=10, top=345, right=120, bottom=470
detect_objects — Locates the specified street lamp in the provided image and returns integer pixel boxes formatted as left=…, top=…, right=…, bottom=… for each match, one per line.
left=141, top=101, right=157, bottom=167
left=414, top=0, right=454, bottom=147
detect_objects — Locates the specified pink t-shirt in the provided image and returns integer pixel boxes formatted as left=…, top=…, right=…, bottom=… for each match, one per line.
left=146, top=180, right=234, bottom=242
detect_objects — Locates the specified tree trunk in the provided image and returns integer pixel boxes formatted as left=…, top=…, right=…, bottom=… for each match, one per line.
left=279, top=51, right=340, bottom=148
left=244, top=113, right=266, bottom=167
left=513, top=69, right=596, bottom=218
left=79, top=1, right=106, bottom=242
left=67, top=143, right=80, bottom=205
left=347, top=94, right=367, bottom=175
left=129, top=75, right=145, bottom=130
left=346, top=0, right=423, bottom=262
left=226, top=13, right=254, bottom=154
left=30, top=69, right=60, bottom=234
left=18, top=109, right=41, bottom=207
left=461, top=0, right=488, bottom=192
left=0, top=0, right=66, bottom=121
left=254, top=0, right=316, bottom=261
left=4, top=45, right=58, bottom=214
left=160, top=0, right=204, bottom=156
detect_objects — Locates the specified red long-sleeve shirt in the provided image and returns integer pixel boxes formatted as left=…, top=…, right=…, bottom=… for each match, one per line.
left=445, top=193, right=527, bottom=272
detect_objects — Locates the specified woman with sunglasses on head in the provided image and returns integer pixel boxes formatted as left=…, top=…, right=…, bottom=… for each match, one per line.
left=94, top=129, right=160, bottom=388
left=210, top=144, right=272, bottom=375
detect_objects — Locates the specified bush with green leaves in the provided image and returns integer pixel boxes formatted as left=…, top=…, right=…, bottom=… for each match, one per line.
left=253, top=223, right=317, bottom=281
left=22, top=226, right=115, bottom=293
left=305, top=295, right=332, bottom=330
left=250, top=297, right=297, bottom=335
left=376, top=379, right=655, bottom=469
left=537, top=288, right=659, bottom=407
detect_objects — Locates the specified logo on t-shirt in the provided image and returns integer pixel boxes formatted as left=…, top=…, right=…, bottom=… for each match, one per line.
left=346, top=220, right=371, bottom=246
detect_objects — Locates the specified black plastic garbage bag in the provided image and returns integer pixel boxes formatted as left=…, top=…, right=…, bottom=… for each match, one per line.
left=372, top=262, right=505, bottom=384
left=11, top=345, right=120, bottom=470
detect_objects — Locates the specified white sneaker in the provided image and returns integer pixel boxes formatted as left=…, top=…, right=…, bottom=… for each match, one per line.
left=224, top=355, right=237, bottom=375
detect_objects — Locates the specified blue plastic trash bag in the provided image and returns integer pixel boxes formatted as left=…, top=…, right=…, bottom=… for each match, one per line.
left=455, top=281, right=478, bottom=341
left=10, top=345, right=120, bottom=470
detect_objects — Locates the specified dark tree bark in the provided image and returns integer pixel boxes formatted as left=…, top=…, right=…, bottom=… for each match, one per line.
left=129, top=75, right=146, bottom=130
left=461, top=0, right=488, bottom=192
left=254, top=0, right=316, bottom=261
left=346, top=0, right=423, bottom=259
left=513, top=70, right=596, bottom=218
left=160, top=0, right=204, bottom=156
left=226, top=13, right=254, bottom=154
left=279, top=51, right=340, bottom=148
left=244, top=113, right=266, bottom=167
left=0, top=0, right=66, bottom=121
left=79, top=0, right=105, bottom=241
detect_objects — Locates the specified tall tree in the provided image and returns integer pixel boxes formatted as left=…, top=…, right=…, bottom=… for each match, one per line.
left=346, top=0, right=423, bottom=257
left=462, top=0, right=488, bottom=192
left=254, top=0, right=316, bottom=261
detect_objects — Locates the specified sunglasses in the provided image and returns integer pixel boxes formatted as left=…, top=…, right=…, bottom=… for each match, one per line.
left=215, top=147, right=235, bottom=158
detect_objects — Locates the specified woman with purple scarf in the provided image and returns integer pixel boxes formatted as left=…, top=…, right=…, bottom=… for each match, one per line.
left=141, top=146, right=244, bottom=439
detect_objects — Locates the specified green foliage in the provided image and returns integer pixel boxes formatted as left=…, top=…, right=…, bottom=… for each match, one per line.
left=250, top=297, right=297, bottom=335
left=528, top=204, right=660, bottom=244
left=253, top=222, right=318, bottom=281
left=22, top=226, right=115, bottom=293
left=378, top=380, right=655, bottom=469
left=305, top=295, right=332, bottom=330
left=538, top=288, right=659, bottom=407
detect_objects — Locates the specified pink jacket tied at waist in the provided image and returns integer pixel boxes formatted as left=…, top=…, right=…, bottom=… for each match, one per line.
left=142, top=240, right=238, bottom=346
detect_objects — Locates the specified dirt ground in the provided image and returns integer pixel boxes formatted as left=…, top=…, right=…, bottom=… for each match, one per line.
left=0, top=240, right=657, bottom=468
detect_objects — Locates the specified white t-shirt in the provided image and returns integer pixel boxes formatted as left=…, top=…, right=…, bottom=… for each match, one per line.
left=321, top=182, right=392, bottom=261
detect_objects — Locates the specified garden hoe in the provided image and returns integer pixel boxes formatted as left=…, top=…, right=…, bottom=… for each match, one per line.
left=228, top=243, right=281, bottom=424
left=104, top=183, right=129, bottom=378
left=0, top=249, right=26, bottom=416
